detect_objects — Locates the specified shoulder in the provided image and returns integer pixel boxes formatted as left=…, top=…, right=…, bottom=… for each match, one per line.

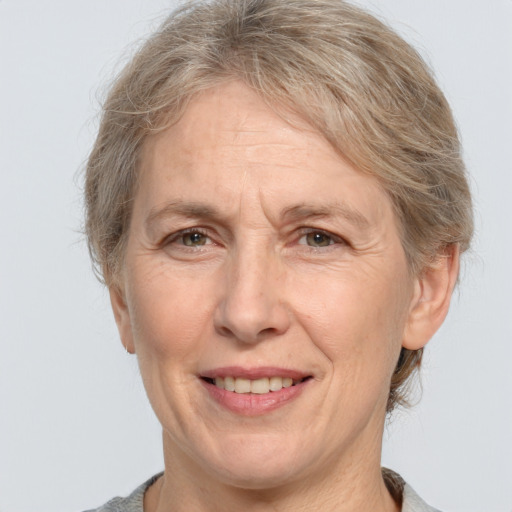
left=383, top=468, right=443, bottom=512
left=82, top=473, right=162, bottom=512
left=402, top=482, right=443, bottom=512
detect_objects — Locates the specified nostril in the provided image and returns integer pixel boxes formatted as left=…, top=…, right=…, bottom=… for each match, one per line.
left=215, top=325, right=235, bottom=338
left=259, top=326, right=279, bottom=337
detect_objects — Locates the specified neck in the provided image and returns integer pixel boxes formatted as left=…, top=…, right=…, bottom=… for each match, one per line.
left=145, top=430, right=400, bottom=512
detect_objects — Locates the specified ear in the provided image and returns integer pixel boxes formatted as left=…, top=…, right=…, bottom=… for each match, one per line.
left=402, top=245, right=460, bottom=351
left=109, top=285, right=136, bottom=354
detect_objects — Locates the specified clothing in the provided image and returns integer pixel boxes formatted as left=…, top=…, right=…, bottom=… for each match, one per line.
left=83, top=471, right=441, bottom=512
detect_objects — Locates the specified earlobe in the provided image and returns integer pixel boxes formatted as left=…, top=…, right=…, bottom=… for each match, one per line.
left=402, top=245, right=460, bottom=351
left=109, top=285, right=136, bottom=354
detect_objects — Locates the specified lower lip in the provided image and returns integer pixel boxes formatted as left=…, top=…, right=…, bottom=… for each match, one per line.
left=201, top=379, right=310, bottom=416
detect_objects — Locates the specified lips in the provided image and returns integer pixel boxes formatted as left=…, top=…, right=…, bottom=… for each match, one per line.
left=200, top=367, right=312, bottom=415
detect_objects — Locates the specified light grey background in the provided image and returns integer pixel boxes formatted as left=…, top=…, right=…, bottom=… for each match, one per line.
left=0, top=1, right=510, bottom=511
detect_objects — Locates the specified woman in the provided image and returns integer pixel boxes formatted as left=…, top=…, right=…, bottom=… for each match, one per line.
left=84, top=0, right=473, bottom=510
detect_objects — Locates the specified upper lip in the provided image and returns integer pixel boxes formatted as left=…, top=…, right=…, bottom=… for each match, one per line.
left=200, top=366, right=310, bottom=381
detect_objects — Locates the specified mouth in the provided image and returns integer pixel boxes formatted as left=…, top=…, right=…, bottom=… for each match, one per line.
left=199, top=367, right=313, bottom=415
left=201, top=375, right=312, bottom=394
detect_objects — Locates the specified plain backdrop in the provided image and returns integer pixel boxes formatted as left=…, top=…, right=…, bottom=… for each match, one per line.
left=0, top=1, right=511, bottom=511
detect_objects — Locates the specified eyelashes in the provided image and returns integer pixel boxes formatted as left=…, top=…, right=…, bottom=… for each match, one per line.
left=177, top=230, right=211, bottom=247
left=162, top=226, right=349, bottom=254
left=165, top=228, right=214, bottom=248
left=297, top=229, right=346, bottom=248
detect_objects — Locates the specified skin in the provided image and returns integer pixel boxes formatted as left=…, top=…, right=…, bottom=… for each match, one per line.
left=110, top=81, right=459, bottom=512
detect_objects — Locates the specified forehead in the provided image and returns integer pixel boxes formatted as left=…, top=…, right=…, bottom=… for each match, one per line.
left=145, top=82, right=329, bottom=169
left=137, top=81, right=395, bottom=229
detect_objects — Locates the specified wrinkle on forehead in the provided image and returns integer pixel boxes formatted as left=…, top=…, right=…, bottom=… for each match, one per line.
left=139, top=81, right=395, bottom=238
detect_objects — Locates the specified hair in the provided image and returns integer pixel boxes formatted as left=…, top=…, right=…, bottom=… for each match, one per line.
left=85, top=0, right=473, bottom=412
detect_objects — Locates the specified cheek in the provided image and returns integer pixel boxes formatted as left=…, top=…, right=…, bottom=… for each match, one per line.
left=292, top=265, right=410, bottom=378
left=125, top=261, right=215, bottom=360
left=123, top=262, right=216, bottom=428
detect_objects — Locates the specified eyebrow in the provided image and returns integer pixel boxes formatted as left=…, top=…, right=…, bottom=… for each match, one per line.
left=145, top=199, right=371, bottom=231
left=281, top=202, right=370, bottom=230
left=145, top=200, right=222, bottom=230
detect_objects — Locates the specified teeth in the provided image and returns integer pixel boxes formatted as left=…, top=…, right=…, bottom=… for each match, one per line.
left=251, top=378, right=269, bottom=394
left=282, top=377, right=293, bottom=388
left=235, top=378, right=251, bottom=393
left=211, top=376, right=300, bottom=394
left=269, top=376, right=282, bottom=391
left=224, top=377, right=235, bottom=392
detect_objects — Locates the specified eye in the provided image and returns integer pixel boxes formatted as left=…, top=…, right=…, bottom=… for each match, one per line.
left=304, top=232, right=333, bottom=247
left=181, top=231, right=209, bottom=247
left=166, top=229, right=213, bottom=248
left=298, top=230, right=337, bottom=248
left=161, top=227, right=222, bottom=261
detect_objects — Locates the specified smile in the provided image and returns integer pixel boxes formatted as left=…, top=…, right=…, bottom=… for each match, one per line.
left=200, top=368, right=313, bottom=415
left=204, top=376, right=305, bottom=394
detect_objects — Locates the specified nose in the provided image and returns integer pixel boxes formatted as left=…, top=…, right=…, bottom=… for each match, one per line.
left=214, top=247, right=291, bottom=344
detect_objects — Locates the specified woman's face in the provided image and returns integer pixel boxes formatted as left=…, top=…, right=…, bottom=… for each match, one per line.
left=112, top=81, right=420, bottom=488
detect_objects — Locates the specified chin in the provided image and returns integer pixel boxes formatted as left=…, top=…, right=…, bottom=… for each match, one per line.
left=211, top=460, right=306, bottom=490
left=192, top=434, right=315, bottom=490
